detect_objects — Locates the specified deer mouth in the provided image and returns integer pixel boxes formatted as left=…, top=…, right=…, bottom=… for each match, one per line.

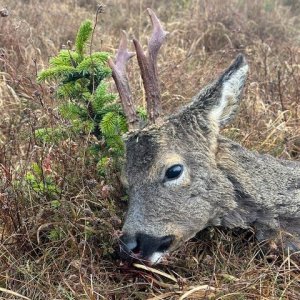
left=119, top=233, right=174, bottom=264
left=146, top=251, right=166, bottom=265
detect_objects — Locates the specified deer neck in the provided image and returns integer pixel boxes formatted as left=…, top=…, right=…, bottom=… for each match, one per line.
left=215, top=136, right=300, bottom=238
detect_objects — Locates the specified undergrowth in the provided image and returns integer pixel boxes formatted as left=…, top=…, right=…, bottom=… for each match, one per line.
left=37, top=16, right=127, bottom=177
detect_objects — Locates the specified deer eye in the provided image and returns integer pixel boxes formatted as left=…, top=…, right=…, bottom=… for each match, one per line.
left=165, top=164, right=183, bottom=181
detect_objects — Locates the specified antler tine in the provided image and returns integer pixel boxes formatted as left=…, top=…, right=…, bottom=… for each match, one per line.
left=147, top=8, right=169, bottom=63
left=133, top=9, right=168, bottom=123
left=109, top=31, right=138, bottom=130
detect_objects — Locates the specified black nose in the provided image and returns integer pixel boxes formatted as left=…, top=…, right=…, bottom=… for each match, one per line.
left=119, top=233, right=174, bottom=262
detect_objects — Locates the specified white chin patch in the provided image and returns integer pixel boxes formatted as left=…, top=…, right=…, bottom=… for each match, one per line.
left=148, top=252, right=164, bottom=265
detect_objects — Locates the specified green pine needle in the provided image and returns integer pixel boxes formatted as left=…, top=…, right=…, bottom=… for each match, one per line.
left=37, top=18, right=128, bottom=171
left=100, top=112, right=127, bottom=137
left=59, top=102, right=85, bottom=120
left=137, top=106, right=148, bottom=121
left=49, top=50, right=80, bottom=67
left=75, top=19, right=93, bottom=57
left=92, top=82, right=116, bottom=113
left=76, top=52, right=110, bottom=71
left=37, top=66, right=76, bottom=82
left=106, top=135, right=125, bottom=155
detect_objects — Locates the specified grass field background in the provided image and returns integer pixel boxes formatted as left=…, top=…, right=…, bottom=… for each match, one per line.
left=0, top=0, right=300, bottom=299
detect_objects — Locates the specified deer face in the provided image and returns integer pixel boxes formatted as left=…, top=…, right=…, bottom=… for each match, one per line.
left=109, top=9, right=248, bottom=264
left=120, top=126, right=231, bottom=264
left=119, top=55, right=249, bottom=264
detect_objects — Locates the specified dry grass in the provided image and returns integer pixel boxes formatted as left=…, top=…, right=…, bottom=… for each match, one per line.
left=0, top=0, right=300, bottom=299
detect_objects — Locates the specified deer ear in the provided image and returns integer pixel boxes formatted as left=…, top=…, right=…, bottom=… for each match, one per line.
left=208, top=54, right=248, bottom=127
left=189, top=54, right=249, bottom=130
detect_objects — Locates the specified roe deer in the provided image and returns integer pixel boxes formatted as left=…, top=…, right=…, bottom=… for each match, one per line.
left=109, top=9, right=300, bottom=265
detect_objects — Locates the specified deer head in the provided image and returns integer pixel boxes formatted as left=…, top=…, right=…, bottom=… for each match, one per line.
left=110, top=9, right=248, bottom=264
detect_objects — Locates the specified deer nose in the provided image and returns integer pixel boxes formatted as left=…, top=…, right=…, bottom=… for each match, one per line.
left=119, top=233, right=174, bottom=263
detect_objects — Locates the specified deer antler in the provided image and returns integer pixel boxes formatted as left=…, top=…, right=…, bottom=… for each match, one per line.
left=110, top=9, right=168, bottom=128
left=133, top=8, right=168, bottom=123
left=108, top=31, right=139, bottom=130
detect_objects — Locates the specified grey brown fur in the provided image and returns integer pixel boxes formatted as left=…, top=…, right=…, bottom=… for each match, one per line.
left=120, top=53, right=300, bottom=263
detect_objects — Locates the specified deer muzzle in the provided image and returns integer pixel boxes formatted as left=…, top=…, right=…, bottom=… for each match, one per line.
left=119, top=232, right=174, bottom=264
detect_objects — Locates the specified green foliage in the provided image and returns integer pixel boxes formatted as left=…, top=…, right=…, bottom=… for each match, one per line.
left=48, top=227, right=64, bottom=241
left=75, top=20, right=93, bottom=56
left=37, top=19, right=140, bottom=177
left=137, top=106, right=147, bottom=121
left=37, top=66, right=76, bottom=82
left=49, top=50, right=80, bottom=67
left=76, top=52, right=109, bottom=71
left=97, top=156, right=111, bottom=177
left=100, top=112, right=127, bottom=137
left=25, top=163, right=60, bottom=197
left=35, top=127, right=67, bottom=144
left=51, top=200, right=61, bottom=209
